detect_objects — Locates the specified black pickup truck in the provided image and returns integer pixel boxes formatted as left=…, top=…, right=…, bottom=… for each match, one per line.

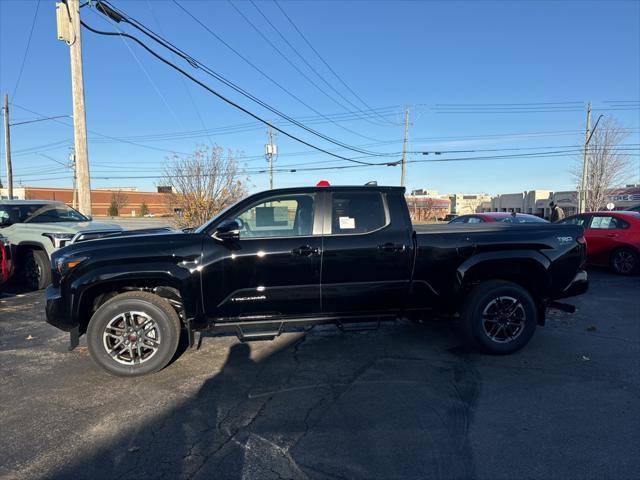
left=45, top=185, right=588, bottom=376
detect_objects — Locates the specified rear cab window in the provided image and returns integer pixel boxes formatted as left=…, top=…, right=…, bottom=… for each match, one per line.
left=330, top=191, right=388, bottom=234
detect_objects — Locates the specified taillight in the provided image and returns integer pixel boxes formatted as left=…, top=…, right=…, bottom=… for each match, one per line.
left=576, top=235, right=586, bottom=245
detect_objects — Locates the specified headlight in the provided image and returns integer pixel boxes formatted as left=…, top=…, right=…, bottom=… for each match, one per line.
left=55, top=256, right=87, bottom=276
left=43, top=232, right=75, bottom=249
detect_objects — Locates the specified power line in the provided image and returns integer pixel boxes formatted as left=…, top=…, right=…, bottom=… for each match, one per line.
left=10, top=103, right=192, bottom=155
left=170, top=0, right=397, bottom=139
left=11, top=0, right=41, bottom=102
left=145, top=0, right=214, bottom=145
left=89, top=8, right=185, bottom=130
left=80, top=19, right=385, bottom=166
left=224, top=0, right=383, bottom=141
left=248, top=0, right=388, bottom=128
left=272, top=0, right=395, bottom=127
left=93, top=1, right=392, bottom=156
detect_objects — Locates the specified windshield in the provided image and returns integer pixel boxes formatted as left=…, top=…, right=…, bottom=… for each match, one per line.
left=0, top=203, right=88, bottom=224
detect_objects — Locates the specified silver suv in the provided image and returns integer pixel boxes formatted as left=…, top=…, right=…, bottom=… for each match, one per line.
left=0, top=200, right=122, bottom=289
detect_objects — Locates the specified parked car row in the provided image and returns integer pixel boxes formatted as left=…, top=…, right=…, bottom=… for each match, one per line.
left=448, top=210, right=640, bottom=275
left=0, top=200, right=122, bottom=290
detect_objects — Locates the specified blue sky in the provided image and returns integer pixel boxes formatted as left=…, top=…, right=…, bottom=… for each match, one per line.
left=1, top=0, right=639, bottom=195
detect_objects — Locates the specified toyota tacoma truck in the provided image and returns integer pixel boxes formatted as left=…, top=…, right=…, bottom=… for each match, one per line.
left=45, top=185, right=588, bottom=376
left=0, top=200, right=122, bottom=289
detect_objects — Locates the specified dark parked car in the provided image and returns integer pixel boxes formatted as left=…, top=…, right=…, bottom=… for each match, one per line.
left=46, top=185, right=588, bottom=376
left=449, top=212, right=549, bottom=224
left=624, top=204, right=640, bottom=212
left=559, top=211, right=640, bottom=274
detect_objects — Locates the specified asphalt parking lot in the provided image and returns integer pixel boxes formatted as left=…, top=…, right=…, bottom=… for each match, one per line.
left=1, top=271, right=639, bottom=480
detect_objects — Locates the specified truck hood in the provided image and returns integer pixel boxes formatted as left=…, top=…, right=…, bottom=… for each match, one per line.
left=21, top=220, right=122, bottom=234
left=54, top=229, right=194, bottom=258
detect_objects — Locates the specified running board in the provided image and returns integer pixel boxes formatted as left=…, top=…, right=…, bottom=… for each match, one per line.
left=336, top=319, right=381, bottom=333
left=235, top=323, right=284, bottom=342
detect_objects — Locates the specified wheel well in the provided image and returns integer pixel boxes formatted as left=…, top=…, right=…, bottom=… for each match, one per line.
left=461, top=260, right=549, bottom=324
left=77, top=281, right=184, bottom=334
left=15, top=243, right=46, bottom=264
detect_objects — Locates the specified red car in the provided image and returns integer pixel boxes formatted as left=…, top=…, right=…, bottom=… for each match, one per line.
left=448, top=212, right=549, bottom=224
left=1, top=234, right=13, bottom=293
left=559, top=211, right=640, bottom=275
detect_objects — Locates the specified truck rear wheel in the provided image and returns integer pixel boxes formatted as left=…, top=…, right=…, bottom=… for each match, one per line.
left=461, top=280, right=537, bottom=354
left=86, top=291, right=181, bottom=377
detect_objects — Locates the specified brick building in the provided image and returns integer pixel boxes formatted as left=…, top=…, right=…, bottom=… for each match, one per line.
left=0, top=186, right=172, bottom=216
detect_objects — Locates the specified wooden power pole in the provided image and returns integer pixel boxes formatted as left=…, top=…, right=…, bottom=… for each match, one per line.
left=579, top=102, right=592, bottom=213
left=400, top=106, right=410, bottom=187
left=3, top=94, right=12, bottom=198
left=265, top=126, right=276, bottom=190
left=57, top=0, right=91, bottom=215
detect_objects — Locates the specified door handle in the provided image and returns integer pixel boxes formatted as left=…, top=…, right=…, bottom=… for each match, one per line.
left=377, top=243, right=406, bottom=253
left=292, top=245, right=319, bottom=256
left=606, top=233, right=618, bottom=238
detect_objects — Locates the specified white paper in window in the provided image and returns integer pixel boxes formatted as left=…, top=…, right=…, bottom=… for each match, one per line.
left=339, top=216, right=355, bottom=229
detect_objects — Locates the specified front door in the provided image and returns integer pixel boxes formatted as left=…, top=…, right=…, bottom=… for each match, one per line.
left=320, top=190, right=413, bottom=316
left=201, top=192, right=323, bottom=320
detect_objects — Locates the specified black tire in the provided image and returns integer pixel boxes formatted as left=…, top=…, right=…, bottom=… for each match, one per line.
left=87, top=291, right=181, bottom=377
left=22, top=249, right=51, bottom=290
left=461, top=280, right=537, bottom=354
left=610, top=247, right=639, bottom=275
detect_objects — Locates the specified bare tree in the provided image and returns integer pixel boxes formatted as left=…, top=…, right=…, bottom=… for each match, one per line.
left=112, top=190, right=129, bottom=212
left=573, top=118, right=634, bottom=212
left=163, top=145, right=249, bottom=228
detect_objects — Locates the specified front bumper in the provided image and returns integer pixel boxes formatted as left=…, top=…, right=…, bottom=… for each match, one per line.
left=45, top=285, right=76, bottom=332
left=558, top=269, right=589, bottom=299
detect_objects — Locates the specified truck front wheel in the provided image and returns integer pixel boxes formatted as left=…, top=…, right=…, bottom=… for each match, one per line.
left=461, top=280, right=537, bottom=354
left=86, top=292, right=181, bottom=376
left=23, top=249, right=51, bottom=290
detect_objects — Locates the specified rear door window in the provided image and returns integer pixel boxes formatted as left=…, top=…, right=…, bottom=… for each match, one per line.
left=589, top=215, right=629, bottom=230
left=331, top=191, right=387, bottom=234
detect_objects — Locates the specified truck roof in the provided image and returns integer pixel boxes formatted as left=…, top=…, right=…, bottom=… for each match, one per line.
left=260, top=185, right=406, bottom=195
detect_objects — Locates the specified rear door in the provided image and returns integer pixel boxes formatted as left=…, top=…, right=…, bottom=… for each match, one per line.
left=586, top=214, right=630, bottom=265
left=320, top=189, right=413, bottom=316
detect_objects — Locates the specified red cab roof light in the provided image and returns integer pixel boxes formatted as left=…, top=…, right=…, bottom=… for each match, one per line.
left=316, top=180, right=330, bottom=187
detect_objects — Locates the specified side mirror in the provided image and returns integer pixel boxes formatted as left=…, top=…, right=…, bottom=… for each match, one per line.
left=213, top=219, right=240, bottom=241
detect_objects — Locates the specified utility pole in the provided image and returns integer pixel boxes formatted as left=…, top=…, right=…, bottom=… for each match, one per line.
left=69, top=148, right=77, bottom=209
left=579, top=102, right=592, bottom=213
left=57, top=0, right=91, bottom=215
left=400, top=106, right=410, bottom=187
left=265, top=126, right=277, bottom=190
left=3, top=94, right=12, bottom=198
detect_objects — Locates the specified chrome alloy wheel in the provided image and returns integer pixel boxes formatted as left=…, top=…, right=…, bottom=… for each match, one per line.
left=481, top=296, right=526, bottom=344
left=102, top=311, right=161, bottom=365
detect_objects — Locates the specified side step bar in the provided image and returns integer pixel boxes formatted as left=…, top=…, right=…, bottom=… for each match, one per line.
left=549, top=301, right=576, bottom=314
left=235, top=322, right=284, bottom=342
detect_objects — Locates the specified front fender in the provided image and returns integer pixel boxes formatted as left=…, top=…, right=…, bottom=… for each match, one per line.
left=68, top=261, right=202, bottom=329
